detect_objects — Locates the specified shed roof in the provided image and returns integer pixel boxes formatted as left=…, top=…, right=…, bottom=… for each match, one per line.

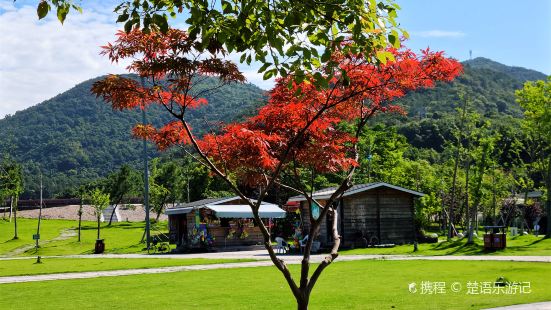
left=165, top=196, right=286, bottom=218
left=287, top=182, right=424, bottom=202
left=169, top=196, right=240, bottom=209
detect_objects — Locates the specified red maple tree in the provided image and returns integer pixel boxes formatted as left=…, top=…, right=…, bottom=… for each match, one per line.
left=92, top=29, right=462, bottom=309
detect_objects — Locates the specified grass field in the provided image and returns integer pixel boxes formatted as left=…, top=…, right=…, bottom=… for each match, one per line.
left=0, top=218, right=164, bottom=256
left=0, top=257, right=254, bottom=277
left=3, top=218, right=550, bottom=257
left=1, top=260, right=549, bottom=309
left=341, top=235, right=551, bottom=256
left=0, top=218, right=75, bottom=254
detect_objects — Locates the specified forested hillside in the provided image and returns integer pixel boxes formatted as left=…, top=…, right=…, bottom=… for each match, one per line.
left=0, top=58, right=547, bottom=198
left=397, top=57, right=547, bottom=118
left=0, top=76, right=265, bottom=197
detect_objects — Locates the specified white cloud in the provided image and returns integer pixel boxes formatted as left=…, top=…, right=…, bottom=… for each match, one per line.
left=413, top=30, right=466, bottom=38
left=0, top=3, right=129, bottom=118
left=0, top=3, right=273, bottom=119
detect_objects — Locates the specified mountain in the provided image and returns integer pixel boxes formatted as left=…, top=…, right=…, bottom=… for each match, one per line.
left=0, top=76, right=265, bottom=198
left=463, top=57, right=547, bottom=82
left=398, top=57, right=548, bottom=118
left=0, top=58, right=547, bottom=198
left=392, top=57, right=548, bottom=155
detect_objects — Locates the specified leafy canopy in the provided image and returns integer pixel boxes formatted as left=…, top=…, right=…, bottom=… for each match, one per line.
left=516, top=77, right=551, bottom=148
left=33, top=0, right=404, bottom=86
left=89, top=188, right=110, bottom=218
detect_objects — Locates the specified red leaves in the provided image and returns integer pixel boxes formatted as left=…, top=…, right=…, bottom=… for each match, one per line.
left=92, top=28, right=246, bottom=153
left=92, top=28, right=244, bottom=114
left=91, top=75, right=148, bottom=110
left=95, top=27, right=462, bottom=188
left=199, top=47, right=462, bottom=185
left=133, top=121, right=192, bottom=151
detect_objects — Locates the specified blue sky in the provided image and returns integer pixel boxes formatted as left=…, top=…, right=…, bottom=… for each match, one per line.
left=0, top=0, right=549, bottom=118
left=398, top=1, right=551, bottom=73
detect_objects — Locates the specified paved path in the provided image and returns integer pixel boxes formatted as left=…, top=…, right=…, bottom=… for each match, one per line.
left=0, top=251, right=549, bottom=284
left=2, top=249, right=551, bottom=263
left=0, top=260, right=277, bottom=284
left=484, top=301, right=551, bottom=310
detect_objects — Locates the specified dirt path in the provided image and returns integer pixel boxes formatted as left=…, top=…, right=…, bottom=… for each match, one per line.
left=2, top=228, right=76, bottom=257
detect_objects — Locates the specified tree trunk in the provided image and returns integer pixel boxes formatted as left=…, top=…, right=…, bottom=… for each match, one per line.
left=466, top=162, right=474, bottom=244
left=13, top=197, right=18, bottom=239
left=546, top=155, right=551, bottom=238
left=97, top=217, right=101, bottom=240
left=449, top=96, right=468, bottom=240
left=155, top=206, right=162, bottom=222
left=108, top=204, right=118, bottom=226
left=78, top=197, right=83, bottom=242
left=296, top=294, right=309, bottom=310
left=449, top=155, right=460, bottom=240
left=9, top=196, right=13, bottom=222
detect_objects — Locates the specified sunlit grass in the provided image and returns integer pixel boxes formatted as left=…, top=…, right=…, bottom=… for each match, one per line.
left=0, top=257, right=254, bottom=277
left=1, top=260, right=549, bottom=309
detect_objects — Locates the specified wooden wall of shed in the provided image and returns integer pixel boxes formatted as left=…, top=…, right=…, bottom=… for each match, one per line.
left=300, top=200, right=330, bottom=244
left=342, top=189, right=414, bottom=246
left=210, top=226, right=264, bottom=247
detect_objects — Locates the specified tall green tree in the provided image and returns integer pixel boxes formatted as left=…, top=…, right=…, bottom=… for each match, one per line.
left=467, top=121, right=497, bottom=243
left=516, top=77, right=551, bottom=237
left=149, top=159, right=186, bottom=221
left=0, top=158, right=24, bottom=239
left=89, top=188, right=110, bottom=240
left=104, top=165, right=142, bottom=225
left=447, top=94, right=472, bottom=239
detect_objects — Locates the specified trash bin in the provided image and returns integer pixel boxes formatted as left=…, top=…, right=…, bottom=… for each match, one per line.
left=483, top=226, right=506, bottom=250
left=493, top=233, right=506, bottom=249
left=95, top=239, right=105, bottom=254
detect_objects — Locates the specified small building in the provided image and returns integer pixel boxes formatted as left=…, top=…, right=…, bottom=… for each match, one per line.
left=166, top=196, right=286, bottom=250
left=287, top=182, right=424, bottom=247
left=514, top=191, right=544, bottom=205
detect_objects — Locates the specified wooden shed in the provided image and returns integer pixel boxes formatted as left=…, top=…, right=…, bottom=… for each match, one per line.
left=166, top=196, right=286, bottom=250
left=287, top=182, right=424, bottom=247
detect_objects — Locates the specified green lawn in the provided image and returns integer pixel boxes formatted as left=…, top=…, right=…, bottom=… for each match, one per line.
left=3, top=218, right=549, bottom=258
left=0, top=218, right=166, bottom=256
left=1, top=260, right=549, bottom=309
left=30, top=221, right=155, bottom=256
left=0, top=257, right=254, bottom=277
left=0, top=218, right=75, bottom=255
left=341, top=234, right=551, bottom=256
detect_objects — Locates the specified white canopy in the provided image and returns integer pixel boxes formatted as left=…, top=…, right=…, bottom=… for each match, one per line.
left=206, top=203, right=286, bottom=218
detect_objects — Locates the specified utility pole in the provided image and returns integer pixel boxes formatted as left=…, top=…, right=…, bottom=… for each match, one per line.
left=36, top=174, right=43, bottom=249
left=492, top=165, right=497, bottom=226
left=141, top=77, right=151, bottom=250
left=187, top=176, right=190, bottom=203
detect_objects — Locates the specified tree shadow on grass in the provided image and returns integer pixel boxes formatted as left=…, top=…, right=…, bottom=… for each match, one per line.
left=527, top=236, right=548, bottom=245
left=446, top=242, right=484, bottom=255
